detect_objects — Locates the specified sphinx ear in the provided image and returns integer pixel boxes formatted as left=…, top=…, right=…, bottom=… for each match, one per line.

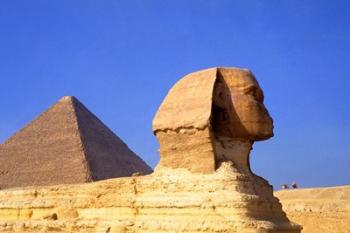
left=211, top=78, right=234, bottom=138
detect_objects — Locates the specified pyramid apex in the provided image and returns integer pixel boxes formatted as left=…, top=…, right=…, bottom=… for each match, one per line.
left=59, top=96, right=76, bottom=102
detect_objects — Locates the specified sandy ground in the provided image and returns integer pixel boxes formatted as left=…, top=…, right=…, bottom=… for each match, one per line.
left=275, top=185, right=350, bottom=233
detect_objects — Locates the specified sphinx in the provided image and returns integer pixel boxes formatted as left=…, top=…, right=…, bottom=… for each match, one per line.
left=0, top=67, right=301, bottom=233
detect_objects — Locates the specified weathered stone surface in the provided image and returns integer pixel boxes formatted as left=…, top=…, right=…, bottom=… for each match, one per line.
left=0, top=67, right=301, bottom=232
left=0, top=162, right=301, bottom=233
left=152, top=67, right=273, bottom=173
left=276, top=185, right=350, bottom=233
left=0, top=96, right=152, bottom=189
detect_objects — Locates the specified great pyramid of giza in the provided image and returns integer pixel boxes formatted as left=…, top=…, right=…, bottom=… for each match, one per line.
left=0, top=96, right=152, bottom=189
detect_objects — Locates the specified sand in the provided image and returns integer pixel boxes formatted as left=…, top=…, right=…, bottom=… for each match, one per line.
left=275, top=185, right=350, bottom=233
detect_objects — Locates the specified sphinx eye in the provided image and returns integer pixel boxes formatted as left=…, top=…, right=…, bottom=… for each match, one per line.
left=246, top=86, right=264, bottom=102
left=246, top=86, right=257, bottom=96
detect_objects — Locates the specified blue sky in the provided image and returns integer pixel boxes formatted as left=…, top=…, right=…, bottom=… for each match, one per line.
left=0, top=1, right=349, bottom=188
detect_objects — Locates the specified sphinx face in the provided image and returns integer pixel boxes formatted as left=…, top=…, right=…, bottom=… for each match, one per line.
left=213, top=70, right=273, bottom=141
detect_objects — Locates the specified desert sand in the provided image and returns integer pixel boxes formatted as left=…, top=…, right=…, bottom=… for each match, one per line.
left=276, top=185, right=350, bottom=233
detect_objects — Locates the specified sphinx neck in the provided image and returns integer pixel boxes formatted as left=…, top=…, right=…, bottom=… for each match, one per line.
left=213, top=137, right=253, bottom=174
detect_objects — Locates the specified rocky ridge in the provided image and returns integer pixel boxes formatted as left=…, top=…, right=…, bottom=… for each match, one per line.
left=0, top=162, right=300, bottom=232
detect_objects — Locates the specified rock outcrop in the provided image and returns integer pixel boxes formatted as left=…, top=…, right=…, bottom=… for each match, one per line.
left=0, top=163, right=300, bottom=233
left=0, top=96, right=152, bottom=189
left=276, top=185, right=350, bottom=233
left=0, top=67, right=301, bottom=233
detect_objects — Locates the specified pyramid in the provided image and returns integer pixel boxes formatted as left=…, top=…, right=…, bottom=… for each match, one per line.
left=0, top=96, right=152, bottom=189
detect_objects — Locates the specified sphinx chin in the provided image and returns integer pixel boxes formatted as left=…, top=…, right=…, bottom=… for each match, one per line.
left=247, top=125, right=274, bottom=141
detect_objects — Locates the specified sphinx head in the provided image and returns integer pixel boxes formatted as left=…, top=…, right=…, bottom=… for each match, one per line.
left=153, top=67, right=274, bottom=173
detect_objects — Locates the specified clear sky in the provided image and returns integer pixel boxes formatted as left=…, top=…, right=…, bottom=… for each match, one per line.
left=0, top=1, right=349, bottom=189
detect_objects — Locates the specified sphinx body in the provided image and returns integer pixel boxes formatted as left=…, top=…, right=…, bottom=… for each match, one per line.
left=0, top=67, right=301, bottom=233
